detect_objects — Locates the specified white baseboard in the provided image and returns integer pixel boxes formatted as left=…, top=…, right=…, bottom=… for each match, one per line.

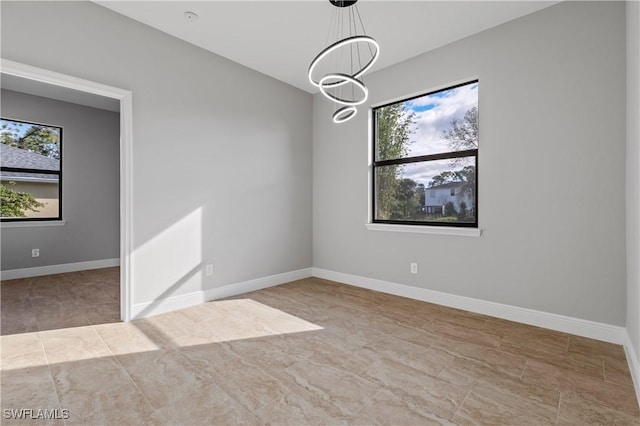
left=1, top=258, right=120, bottom=280
left=311, top=268, right=626, bottom=345
left=131, top=268, right=313, bottom=319
left=624, top=331, right=640, bottom=407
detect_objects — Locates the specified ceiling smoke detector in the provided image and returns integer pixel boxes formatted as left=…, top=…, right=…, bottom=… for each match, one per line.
left=184, top=11, right=199, bottom=22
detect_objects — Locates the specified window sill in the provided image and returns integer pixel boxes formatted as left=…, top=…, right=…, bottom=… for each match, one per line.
left=365, top=223, right=482, bottom=237
left=1, top=220, right=67, bottom=229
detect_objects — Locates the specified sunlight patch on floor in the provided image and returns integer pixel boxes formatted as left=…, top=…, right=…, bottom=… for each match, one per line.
left=0, top=299, right=322, bottom=370
left=145, top=298, right=323, bottom=346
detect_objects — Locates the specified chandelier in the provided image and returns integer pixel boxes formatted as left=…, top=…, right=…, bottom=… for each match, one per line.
left=308, top=0, right=380, bottom=123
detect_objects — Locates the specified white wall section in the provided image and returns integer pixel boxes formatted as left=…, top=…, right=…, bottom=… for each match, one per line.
left=626, top=0, right=640, bottom=399
left=313, top=1, right=627, bottom=326
left=1, top=1, right=313, bottom=306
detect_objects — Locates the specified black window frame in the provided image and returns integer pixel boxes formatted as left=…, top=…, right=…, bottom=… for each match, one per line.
left=371, top=80, right=478, bottom=228
left=1, top=117, right=63, bottom=222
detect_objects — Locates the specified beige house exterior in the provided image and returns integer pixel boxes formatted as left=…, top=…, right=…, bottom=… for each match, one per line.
left=1, top=144, right=60, bottom=218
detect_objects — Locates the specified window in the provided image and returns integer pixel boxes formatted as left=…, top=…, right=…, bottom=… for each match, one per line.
left=372, top=80, right=478, bottom=227
left=1, top=118, right=62, bottom=221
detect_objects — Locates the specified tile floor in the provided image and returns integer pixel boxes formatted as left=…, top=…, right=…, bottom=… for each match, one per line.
left=1, top=268, right=639, bottom=425
left=1, top=268, right=120, bottom=336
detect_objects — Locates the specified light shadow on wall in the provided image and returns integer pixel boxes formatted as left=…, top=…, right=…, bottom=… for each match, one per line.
left=131, top=207, right=203, bottom=317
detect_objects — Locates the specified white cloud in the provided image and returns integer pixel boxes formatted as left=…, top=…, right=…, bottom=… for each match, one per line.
left=405, top=83, right=478, bottom=157
left=401, top=157, right=473, bottom=187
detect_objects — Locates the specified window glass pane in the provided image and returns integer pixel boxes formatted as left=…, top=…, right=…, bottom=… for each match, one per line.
left=375, top=81, right=478, bottom=161
left=1, top=119, right=61, bottom=171
left=375, top=156, right=476, bottom=223
left=1, top=118, right=62, bottom=221
left=0, top=176, right=59, bottom=219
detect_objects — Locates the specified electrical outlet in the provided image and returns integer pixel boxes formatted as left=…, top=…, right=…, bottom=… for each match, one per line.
left=32, top=249, right=40, bottom=258
left=410, top=262, right=418, bottom=274
left=205, top=264, right=213, bottom=276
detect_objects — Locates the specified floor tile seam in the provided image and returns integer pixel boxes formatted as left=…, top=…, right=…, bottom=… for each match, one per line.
left=351, top=387, right=384, bottom=416
left=306, top=292, right=382, bottom=315
left=448, top=388, right=471, bottom=421
left=214, top=316, right=302, bottom=338
left=134, top=322, right=183, bottom=352
left=34, top=308, right=93, bottom=332
left=368, top=314, right=441, bottom=339
left=91, top=324, right=158, bottom=414
left=525, top=357, right=633, bottom=390
left=529, top=357, right=606, bottom=379
left=294, top=354, right=371, bottom=381
left=561, top=389, right=640, bottom=419
left=57, top=285, right=78, bottom=303
left=564, top=380, right=640, bottom=411
left=258, top=292, right=318, bottom=311
left=520, top=359, right=529, bottom=380
left=600, top=358, right=608, bottom=383
left=430, top=350, right=459, bottom=381
left=366, top=329, right=437, bottom=353
left=496, top=341, right=578, bottom=364
left=540, top=374, right=639, bottom=410
left=210, top=364, right=292, bottom=416
left=501, top=334, right=572, bottom=356
left=439, top=362, right=560, bottom=411
left=349, top=354, right=379, bottom=379
left=283, top=356, right=382, bottom=409
left=226, top=345, right=306, bottom=372
left=443, top=352, right=525, bottom=383
left=250, top=386, right=297, bottom=419
left=555, top=391, right=562, bottom=424
left=37, top=330, right=66, bottom=426
left=468, top=384, right=560, bottom=423
left=174, top=345, right=253, bottom=413
left=380, top=380, right=465, bottom=422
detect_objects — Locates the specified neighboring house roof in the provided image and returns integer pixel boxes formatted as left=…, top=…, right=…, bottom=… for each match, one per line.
left=0, top=144, right=59, bottom=170
left=1, top=171, right=59, bottom=183
left=426, top=181, right=467, bottom=190
left=0, top=144, right=60, bottom=183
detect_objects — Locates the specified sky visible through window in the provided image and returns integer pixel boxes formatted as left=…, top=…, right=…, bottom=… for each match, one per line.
left=402, top=82, right=478, bottom=186
left=0, top=118, right=61, bottom=162
left=2, top=120, right=32, bottom=138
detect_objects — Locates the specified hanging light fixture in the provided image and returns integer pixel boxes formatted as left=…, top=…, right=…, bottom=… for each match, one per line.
left=308, top=0, right=380, bottom=124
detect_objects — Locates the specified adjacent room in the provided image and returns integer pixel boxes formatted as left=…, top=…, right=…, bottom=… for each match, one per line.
left=1, top=0, right=639, bottom=424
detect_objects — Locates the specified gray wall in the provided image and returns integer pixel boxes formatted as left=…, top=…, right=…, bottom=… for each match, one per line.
left=313, top=1, right=627, bottom=325
left=627, top=0, right=640, bottom=364
left=1, top=1, right=313, bottom=304
left=1, top=89, right=120, bottom=270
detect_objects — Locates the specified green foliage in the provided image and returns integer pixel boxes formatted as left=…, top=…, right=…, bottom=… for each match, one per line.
left=429, top=166, right=475, bottom=188
left=1, top=122, right=60, bottom=159
left=0, top=182, right=45, bottom=217
left=439, top=106, right=479, bottom=217
left=375, top=103, right=416, bottom=220
left=457, top=201, right=468, bottom=218
left=389, top=178, right=424, bottom=220
left=428, top=216, right=459, bottom=222
left=442, top=106, right=478, bottom=152
left=444, top=201, right=457, bottom=217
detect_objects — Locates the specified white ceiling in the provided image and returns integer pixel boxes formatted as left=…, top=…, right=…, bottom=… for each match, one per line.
left=95, top=1, right=558, bottom=94
left=1, top=74, right=120, bottom=112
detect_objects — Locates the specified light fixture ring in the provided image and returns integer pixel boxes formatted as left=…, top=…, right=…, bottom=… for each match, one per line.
left=308, top=35, right=380, bottom=88
left=333, top=106, right=358, bottom=123
left=318, top=73, right=368, bottom=106
left=329, top=0, right=358, bottom=7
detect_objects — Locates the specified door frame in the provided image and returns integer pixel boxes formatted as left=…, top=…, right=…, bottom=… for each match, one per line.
left=1, top=58, right=134, bottom=321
